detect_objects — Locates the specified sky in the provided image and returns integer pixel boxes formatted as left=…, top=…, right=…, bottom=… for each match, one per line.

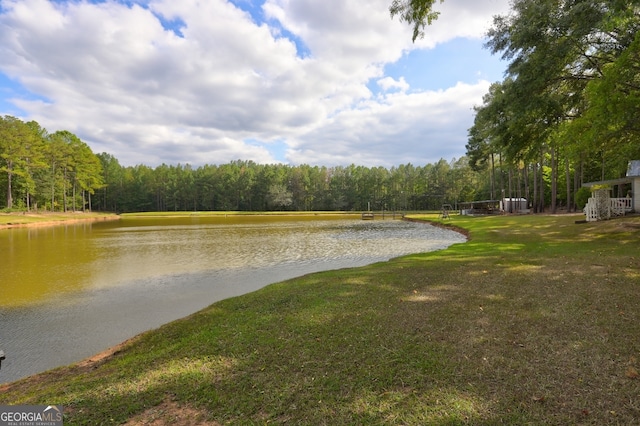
left=0, top=0, right=511, bottom=168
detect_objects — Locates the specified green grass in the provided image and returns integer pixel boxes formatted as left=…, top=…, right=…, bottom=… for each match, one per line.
left=2, top=214, right=639, bottom=425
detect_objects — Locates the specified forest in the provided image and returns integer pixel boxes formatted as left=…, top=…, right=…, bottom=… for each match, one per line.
left=1, top=0, right=639, bottom=214
left=0, top=115, right=623, bottom=214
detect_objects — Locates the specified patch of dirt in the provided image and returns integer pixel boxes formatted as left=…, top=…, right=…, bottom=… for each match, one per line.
left=75, top=336, right=140, bottom=372
left=124, top=398, right=220, bottom=426
left=615, top=219, right=640, bottom=231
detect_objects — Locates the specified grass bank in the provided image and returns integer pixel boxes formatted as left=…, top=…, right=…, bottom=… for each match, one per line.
left=0, top=212, right=119, bottom=228
left=1, top=214, right=639, bottom=425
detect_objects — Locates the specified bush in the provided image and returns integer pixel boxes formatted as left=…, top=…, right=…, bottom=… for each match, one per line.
left=575, top=187, right=591, bottom=209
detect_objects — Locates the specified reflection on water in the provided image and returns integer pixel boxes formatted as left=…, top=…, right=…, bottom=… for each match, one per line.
left=0, top=216, right=465, bottom=383
left=1, top=224, right=99, bottom=306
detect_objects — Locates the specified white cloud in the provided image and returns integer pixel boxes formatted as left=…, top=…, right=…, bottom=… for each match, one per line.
left=0, top=0, right=510, bottom=167
left=287, top=81, right=491, bottom=166
left=413, top=0, right=512, bottom=48
left=377, top=77, right=409, bottom=92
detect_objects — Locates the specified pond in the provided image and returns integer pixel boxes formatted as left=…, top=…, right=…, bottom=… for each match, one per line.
left=0, top=215, right=466, bottom=384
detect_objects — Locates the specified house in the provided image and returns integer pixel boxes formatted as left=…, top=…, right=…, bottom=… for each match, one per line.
left=582, top=160, right=640, bottom=221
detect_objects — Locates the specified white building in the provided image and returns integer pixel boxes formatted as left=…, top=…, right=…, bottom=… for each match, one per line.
left=501, top=198, right=529, bottom=214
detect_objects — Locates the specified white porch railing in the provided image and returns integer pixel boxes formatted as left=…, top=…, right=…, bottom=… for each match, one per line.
left=585, top=196, right=633, bottom=221
left=611, top=197, right=633, bottom=214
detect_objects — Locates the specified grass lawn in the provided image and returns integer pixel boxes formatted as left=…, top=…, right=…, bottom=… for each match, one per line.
left=1, top=213, right=639, bottom=425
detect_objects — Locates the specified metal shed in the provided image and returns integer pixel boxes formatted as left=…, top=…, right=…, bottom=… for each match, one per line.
left=501, top=198, right=529, bottom=213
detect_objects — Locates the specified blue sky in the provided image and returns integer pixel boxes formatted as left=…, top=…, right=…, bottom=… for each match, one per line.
left=0, top=0, right=510, bottom=167
left=0, top=73, right=47, bottom=116
left=383, top=38, right=504, bottom=92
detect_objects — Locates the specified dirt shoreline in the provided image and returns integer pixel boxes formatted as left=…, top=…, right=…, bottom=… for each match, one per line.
left=0, top=213, right=121, bottom=230
left=402, top=215, right=471, bottom=239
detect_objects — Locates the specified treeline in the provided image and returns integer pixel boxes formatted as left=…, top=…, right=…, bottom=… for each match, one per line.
left=91, top=154, right=617, bottom=213
left=94, top=156, right=483, bottom=213
left=0, top=114, right=524, bottom=214
left=0, top=113, right=627, bottom=214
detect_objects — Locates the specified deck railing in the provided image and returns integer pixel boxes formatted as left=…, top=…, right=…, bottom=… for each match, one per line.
left=585, top=197, right=633, bottom=221
left=611, top=197, right=633, bottom=214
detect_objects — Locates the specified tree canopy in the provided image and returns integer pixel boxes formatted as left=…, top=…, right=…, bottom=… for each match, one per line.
left=0, top=116, right=104, bottom=212
left=389, top=0, right=443, bottom=41
left=477, top=0, right=640, bottom=210
left=392, top=0, right=640, bottom=212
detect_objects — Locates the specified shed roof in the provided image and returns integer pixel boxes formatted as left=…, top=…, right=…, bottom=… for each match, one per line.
left=582, top=177, right=632, bottom=188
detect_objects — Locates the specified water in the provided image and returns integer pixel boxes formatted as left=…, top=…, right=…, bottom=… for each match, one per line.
left=0, top=215, right=465, bottom=384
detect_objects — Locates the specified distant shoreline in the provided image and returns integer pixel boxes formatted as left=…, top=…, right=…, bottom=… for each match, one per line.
left=0, top=210, right=418, bottom=230
left=0, top=213, right=121, bottom=230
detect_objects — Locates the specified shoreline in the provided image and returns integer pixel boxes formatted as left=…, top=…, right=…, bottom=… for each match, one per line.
left=0, top=213, right=120, bottom=230
left=0, top=214, right=458, bottom=386
left=47, top=215, right=469, bottom=375
left=403, top=215, right=471, bottom=238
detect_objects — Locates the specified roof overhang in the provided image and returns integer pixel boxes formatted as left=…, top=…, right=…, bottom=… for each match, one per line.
left=582, top=177, right=633, bottom=188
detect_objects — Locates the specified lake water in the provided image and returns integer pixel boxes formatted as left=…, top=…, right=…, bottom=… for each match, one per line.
left=0, top=215, right=466, bottom=384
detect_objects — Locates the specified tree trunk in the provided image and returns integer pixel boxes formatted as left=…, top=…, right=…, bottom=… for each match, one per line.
left=50, top=163, right=56, bottom=212
left=533, top=163, right=538, bottom=213
left=63, top=169, right=67, bottom=212
left=499, top=154, right=505, bottom=200
left=508, top=168, right=513, bottom=212
left=516, top=165, right=522, bottom=201
left=539, top=151, right=545, bottom=213
left=490, top=153, right=496, bottom=200
left=6, top=161, right=13, bottom=209
left=524, top=164, right=530, bottom=207
left=551, top=146, right=557, bottom=214
left=565, top=157, right=571, bottom=212
left=574, top=159, right=580, bottom=211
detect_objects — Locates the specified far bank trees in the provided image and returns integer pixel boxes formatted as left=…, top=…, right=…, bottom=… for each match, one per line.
left=0, top=115, right=601, bottom=214
left=0, top=116, right=104, bottom=212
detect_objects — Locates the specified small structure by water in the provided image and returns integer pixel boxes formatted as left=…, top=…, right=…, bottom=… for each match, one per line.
left=459, top=200, right=501, bottom=216
left=440, top=204, right=452, bottom=219
left=459, top=199, right=530, bottom=215
left=361, top=212, right=374, bottom=220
